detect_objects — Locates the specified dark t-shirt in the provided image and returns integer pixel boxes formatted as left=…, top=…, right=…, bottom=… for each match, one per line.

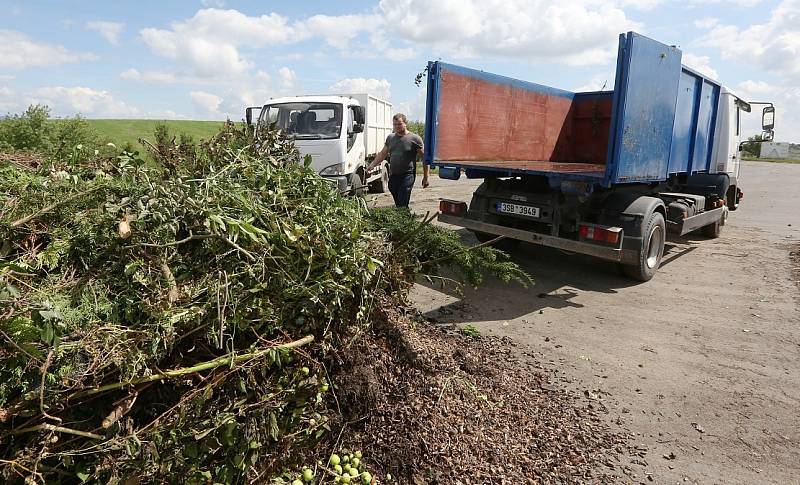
left=386, top=132, right=423, bottom=175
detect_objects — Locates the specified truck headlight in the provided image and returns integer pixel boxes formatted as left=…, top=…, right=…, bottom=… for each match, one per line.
left=320, top=163, right=345, bottom=176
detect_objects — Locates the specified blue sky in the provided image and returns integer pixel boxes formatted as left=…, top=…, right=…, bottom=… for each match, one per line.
left=0, top=0, right=797, bottom=141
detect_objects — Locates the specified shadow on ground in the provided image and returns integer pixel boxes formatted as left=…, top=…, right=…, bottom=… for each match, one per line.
left=416, top=229, right=704, bottom=324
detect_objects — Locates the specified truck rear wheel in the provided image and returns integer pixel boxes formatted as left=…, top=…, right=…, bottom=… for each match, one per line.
left=623, top=211, right=665, bottom=282
left=369, top=164, right=389, bottom=193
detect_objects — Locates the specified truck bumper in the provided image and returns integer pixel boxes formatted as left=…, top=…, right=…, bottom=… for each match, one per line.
left=321, top=175, right=349, bottom=193
left=667, top=206, right=726, bottom=236
left=439, top=213, right=639, bottom=264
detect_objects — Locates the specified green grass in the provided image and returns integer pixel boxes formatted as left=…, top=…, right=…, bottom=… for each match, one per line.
left=86, top=119, right=227, bottom=149
left=743, top=157, right=800, bottom=164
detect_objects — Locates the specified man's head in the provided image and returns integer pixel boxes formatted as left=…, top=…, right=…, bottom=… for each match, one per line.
left=392, top=113, right=408, bottom=134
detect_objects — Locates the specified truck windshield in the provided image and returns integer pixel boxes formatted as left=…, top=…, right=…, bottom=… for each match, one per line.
left=260, top=102, right=342, bottom=139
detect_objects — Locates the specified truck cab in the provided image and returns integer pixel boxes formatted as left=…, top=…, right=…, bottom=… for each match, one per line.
left=247, top=94, right=392, bottom=195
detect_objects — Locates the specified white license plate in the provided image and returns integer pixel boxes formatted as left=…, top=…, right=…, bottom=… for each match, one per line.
left=496, top=202, right=540, bottom=218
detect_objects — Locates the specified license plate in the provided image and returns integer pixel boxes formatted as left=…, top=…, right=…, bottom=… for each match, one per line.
left=496, top=202, right=540, bottom=218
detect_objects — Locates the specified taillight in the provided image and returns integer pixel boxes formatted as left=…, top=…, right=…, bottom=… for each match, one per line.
left=439, top=199, right=467, bottom=216
left=579, top=224, right=621, bottom=245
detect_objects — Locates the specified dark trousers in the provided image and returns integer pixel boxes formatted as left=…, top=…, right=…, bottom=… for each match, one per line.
left=388, top=173, right=415, bottom=208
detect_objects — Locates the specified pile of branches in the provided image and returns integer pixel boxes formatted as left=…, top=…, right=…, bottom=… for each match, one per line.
left=0, top=122, right=529, bottom=484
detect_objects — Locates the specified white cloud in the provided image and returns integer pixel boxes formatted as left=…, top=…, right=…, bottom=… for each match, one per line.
left=0, top=75, right=15, bottom=81
left=378, top=0, right=639, bottom=65
left=87, top=21, right=125, bottom=45
left=0, top=85, right=18, bottom=113
left=361, top=31, right=418, bottom=60
left=395, top=86, right=427, bottom=121
left=572, top=73, right=614, bottom=92
left=0, top=29, right=95, bottom=69
left=278, top=67, right=296, bottom=89
left=619, top=0, right=662, bottom=9
left=275, top=53, right=305, bottom=62
left=329, top=78, right=391, bottom=99
left=689, top=0, right=762, bottom=5
left=140, top=9, right=302, bottom=77
left=737, top=80, right=772, bottom=95
left=694, top=17, right=719, bottom=29
left=298, top=14, right=379, bottom=50
left=696, top=0, right=800, bottom=80
left=735, top=80, right=800, bottom=142
left=34, top=86, right=139, bottom=117
left=190, top=90, right=223, bottom=114
left=120, top=68, right=179, bottom=83
left=682, top=53, right=718, bottom=79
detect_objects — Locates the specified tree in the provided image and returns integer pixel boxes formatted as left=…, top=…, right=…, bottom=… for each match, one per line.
left=407, top=121, right=425, bottom=140
left=0, top=104, right=52, bottom=151
left=741, top=134, right=763, bottom=158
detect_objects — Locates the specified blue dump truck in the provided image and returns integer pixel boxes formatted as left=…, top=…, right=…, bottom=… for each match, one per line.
left=425, top=32, right=775, bottom=281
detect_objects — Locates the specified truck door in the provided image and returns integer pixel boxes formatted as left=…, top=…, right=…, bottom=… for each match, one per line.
left=345, top=105, right=363, bottom=173
left=728, top=101, right=741, bottom=179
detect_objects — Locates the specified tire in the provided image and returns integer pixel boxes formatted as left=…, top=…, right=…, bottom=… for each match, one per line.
left=368, top=164, right=389, bottom=193
left=472, top=231, right=520, bottom=251
left=350, top=172, right=366, bottom=198
left=701, top=208, right=727, bottom=238
left=622, top=211, right=665, bottom=282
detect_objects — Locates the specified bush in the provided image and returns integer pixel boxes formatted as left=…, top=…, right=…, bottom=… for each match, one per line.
left=0, top=105, right=52, bottom=152
left=0, top=104, right=105, bottom=160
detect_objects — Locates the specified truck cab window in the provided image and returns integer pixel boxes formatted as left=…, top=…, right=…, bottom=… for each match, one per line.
left=263, top=102, right=342, bottom=139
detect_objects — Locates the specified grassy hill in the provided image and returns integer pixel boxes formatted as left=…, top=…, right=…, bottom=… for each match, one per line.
left=86, top=119, right=227, bottom=148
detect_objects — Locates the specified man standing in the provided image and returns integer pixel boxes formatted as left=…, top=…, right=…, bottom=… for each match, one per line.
left=368, top=113, right=429, bottom=207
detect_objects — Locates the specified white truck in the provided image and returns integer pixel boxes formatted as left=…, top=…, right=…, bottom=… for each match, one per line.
left=246, top=94, right=393, bottom=195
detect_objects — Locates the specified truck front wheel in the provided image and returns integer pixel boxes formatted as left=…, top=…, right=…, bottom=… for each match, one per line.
left=350, top=172, right=366, bottom=198
left=623, top=211, right=665, bottom=282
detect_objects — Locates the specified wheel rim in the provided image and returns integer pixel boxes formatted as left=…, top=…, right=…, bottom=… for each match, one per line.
left=646, top=224, right=664, bottom=269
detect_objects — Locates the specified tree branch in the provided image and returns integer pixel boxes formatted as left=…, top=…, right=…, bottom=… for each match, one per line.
left=11, top=186, right=103, bottom=228
left=72, top=335, right=314, bottom=398
left=10, top=423, right=104, bottom=440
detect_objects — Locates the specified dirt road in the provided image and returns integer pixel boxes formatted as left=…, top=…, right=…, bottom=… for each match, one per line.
left=372, top=161, right=800, bottom=484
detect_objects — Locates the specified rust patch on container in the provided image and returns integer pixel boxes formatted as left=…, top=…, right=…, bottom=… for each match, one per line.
left=434, top=70, right=612, bottom=171
left=435, top=71, right=574, bottom=163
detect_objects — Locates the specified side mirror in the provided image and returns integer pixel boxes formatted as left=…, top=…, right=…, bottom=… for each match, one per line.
left=762, top=106, right=775, bottom=130
left=354, top=106, right=365, bottom=125
left=352, top=123, right=364, bottom=133
left=245, top=106, right=262, bottom=127
left=762, top=129, right=774, bottom=142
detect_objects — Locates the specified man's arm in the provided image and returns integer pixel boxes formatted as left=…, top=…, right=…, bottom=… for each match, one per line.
left=368, top=145, right=389, bottom=172
left=419, top=146, right=430, bottom=188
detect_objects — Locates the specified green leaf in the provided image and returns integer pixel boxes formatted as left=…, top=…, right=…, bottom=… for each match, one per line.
left=20, top=343, right=45, bottom=360
left=40, top=323, right=55, bottom=344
